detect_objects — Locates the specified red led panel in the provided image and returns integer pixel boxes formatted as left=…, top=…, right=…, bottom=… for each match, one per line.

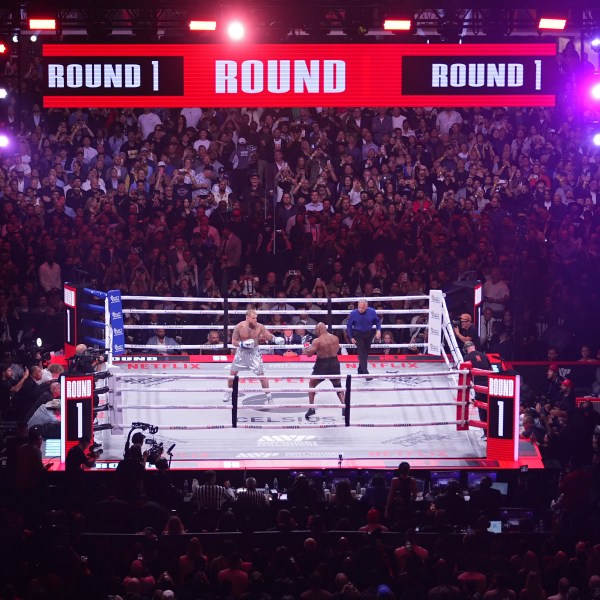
left=43, top=43, right=557, bottom=108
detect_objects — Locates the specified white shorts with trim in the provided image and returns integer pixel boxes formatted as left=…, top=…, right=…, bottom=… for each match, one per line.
left=231, top=348, right=265, bottom=375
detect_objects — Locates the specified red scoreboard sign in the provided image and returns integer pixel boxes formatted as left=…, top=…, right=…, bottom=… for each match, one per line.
left=42, top=43, right=557, bottom=108
left=60, top=375, right=95, bottom=462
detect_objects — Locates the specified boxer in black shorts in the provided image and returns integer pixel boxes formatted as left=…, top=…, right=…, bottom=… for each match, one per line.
left=303, top=323, right=345, bottom=420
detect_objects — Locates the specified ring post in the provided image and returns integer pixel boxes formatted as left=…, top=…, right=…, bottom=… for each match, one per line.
left=223, top=297, right=230, bottom=352
left=232, top=375, right=239, bottom=428
left=344, top=374, right=351, bottom=427
left=456, top=362, right=471, bottom=431
left=326, top=297, right=333, bottom=333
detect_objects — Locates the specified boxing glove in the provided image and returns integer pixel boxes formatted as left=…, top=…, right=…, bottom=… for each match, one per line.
left=240, top=339, right=255, bottom=349
left=273, top=336, right=285, bottom=345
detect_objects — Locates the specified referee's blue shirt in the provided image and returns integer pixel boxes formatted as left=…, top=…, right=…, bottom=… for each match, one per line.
left=347, top=307, right=382, bottom=339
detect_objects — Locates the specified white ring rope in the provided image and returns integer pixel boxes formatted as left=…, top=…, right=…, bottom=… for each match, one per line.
left=122, top=309, right=330, bottom=315
left=237, top=424, right=350, bottom=429
left=238, top=420, right=466, bottom=430
left=122, top=308, right=428, bottom=316
left=124, top=323, right=429, bottom=330
left=134, top=419, right=468, bottom=431
left=121, top=404, right=234, bottom=410
left=119, top=401, right=463, bottom=409
left=123, top=296, right=225, bottom=303
left=122, top=294, right=429, bottom=304
left=157, top=425, right=228, bottom=430
left=348, top=420, right=465, bottom=428
left=113, top=371, right=466, bottom=379
left=119, top=386, right=467, bottom=394
left=123, top=343, right=429, bottom=350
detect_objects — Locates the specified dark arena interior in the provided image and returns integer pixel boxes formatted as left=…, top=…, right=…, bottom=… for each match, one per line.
left=1, top=1, right=600, bottom=598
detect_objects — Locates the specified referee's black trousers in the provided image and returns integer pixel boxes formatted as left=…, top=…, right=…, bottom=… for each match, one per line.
left=353, top=330, right=374, bottom=374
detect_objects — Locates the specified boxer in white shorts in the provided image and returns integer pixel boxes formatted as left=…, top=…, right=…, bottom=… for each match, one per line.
left=224, top=308, right=284, bottom=403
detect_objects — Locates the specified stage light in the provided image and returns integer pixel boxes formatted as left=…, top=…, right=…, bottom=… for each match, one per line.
left=593, top=132, right=600, bottom=147
left=343, top=6, right=370, bottom=40
left=0, top=88, right=7, bottom=100
left=36, top=337, right=43, bottom=348
left=482, top=9, right=511, bottom=39
left=437, top=9, right=464, bottom=43
left=301, top=7, right=332, bottom=40
left=227, top=21, right=245, bottom=41
left=30, top=35, right=38, bottom=43
left=591, top=82, right=600, bottom=101
left=0, top=42, right=6, bottom=54
left=86, top=8, right=112, bottom=42
left=189, top=20, right=217, bottom=31
left=29, top=18, right=56, bottom=31
left=12, top=34, right=18, bottom=43
left=591, top=38, right=600, bottom=53
left=383, top=19, right=412, bottom=31
left=131, top=9, right=158, bottom=42
left=0, top=135, right=9, bottom=148
left=538, top=18, right=567, bottom=30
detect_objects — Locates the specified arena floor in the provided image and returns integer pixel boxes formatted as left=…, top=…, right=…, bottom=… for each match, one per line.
left=92, top=358, right=489, bottom=467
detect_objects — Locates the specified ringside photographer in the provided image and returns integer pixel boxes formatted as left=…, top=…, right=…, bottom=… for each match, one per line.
left=69, top=344, right=106, bottom=375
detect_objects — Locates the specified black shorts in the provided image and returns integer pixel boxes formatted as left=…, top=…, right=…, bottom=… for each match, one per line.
left=312, top=357, right=341, bottom=377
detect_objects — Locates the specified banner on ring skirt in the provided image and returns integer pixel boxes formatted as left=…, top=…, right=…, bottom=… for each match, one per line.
left=108, top=289, right=125, bottom=355
left=428, top=290, right=443, bottom=356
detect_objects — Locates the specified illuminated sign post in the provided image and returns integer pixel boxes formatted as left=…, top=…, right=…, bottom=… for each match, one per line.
left=43, top=43, right=557, bottom=108
left=487, top=374, right=520, bottom=462
left=60, top=375, right=95, bottom=462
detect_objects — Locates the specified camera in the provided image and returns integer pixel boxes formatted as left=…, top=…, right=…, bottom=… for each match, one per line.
left=451, top=319, right=461, bottom=327
left=145, top=439, right=164, bottom=465
left=87, top=441, right=103, bottom=458
left=71, top=348, right=106, bottom=373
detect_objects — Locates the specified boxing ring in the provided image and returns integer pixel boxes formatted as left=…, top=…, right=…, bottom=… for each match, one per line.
left=60, top=286, right=533, bottom=470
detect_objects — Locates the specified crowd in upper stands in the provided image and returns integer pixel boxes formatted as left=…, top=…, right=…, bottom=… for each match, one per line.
left=0, top=45, right=599, bottom=364
left=0, top=45, right=599, bottom=366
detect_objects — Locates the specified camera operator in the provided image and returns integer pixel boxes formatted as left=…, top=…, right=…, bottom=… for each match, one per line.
left=66, top=435, right=99, bottom=472
left=453, top=314, right=480, bottom=350
left=69, top=343, right=104, bottom=374
left=65, top=435, right=99, bottom=491
left=128, top=431, right=148, bottom=462
left=116, top=437, right=147, bottom=503
left=145, top=457, right=183, bottom=510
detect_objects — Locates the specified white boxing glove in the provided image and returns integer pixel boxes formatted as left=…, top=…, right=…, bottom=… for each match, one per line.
left=273, top=336, right=285, bottom=345
left=240, top=339, right=255, bottom=349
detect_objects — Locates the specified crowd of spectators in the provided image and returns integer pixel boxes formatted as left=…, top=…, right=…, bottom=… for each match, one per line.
left=0, top=47, right=600, bottom=370
left=0, top=456, right=599, bottom=600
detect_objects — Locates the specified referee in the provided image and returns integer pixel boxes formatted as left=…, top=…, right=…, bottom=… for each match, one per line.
left=193, top=470, right=227, bottom=510
left=347, top=299, right=382, bottom=381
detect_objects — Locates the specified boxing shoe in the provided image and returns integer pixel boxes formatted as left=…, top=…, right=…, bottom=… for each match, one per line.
left=305, top=408, right=316, bottom=420
left=223, top=391, right=232, bottom=403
